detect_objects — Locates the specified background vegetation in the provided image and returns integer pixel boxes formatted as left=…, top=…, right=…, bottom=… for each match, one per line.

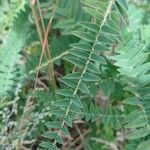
left=0, top=0, right=150, bottom=150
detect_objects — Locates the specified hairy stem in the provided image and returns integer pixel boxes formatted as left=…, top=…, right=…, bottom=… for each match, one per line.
left=28, top=51, right=68, bottom=76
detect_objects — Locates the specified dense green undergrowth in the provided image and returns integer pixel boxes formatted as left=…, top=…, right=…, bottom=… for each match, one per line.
left=0, top=0, right=150, bottom=150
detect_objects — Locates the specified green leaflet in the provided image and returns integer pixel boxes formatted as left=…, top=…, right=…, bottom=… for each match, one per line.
left=127, top=127, right=149, bottom=139
left=56, top=89, right=74, bottom=97
left=43, top=131, right=64, bottom=144
left=87, top=62, right=100, bottom=74
left=70, top=102, right=82, bottom=113
left=134, top=62, right=150, bottom=76
left=45, top=121, right=61, bottom=129
left=123, top=97, right=141, bottom=106
left=101, top=24, right=120, bottom=36
left=72, top=31, right=95, bottom=42
left=69, top=43, right=91, bottom=51
left=82, top=0, right=108, bottom=11
left=64, top=72, right=81, bottom=80
left=79, top=82, right=90, bottom=94
left=69, top=49, right=89, bottom=59
left=39, top=142, right=59, bottom=150
left=91, top=53, right=106, bottom=64
left=81, top=101, right=100, bottom=122
left=59, top=78, right=89, bottom=94
left=59, top=78, right=77, bottom=89
left=43, top=131, right=57, bottom=139
left=78, top=21, right=99, bottom=33
left=139, top=74, right=150, bottom=86
left=82, top=7, right=103, bottom=20
left=64, top=55, right=85, bottom=69
left=45, top=121, right=70, bottom=136
left=125, top=110, right=143, bottom=124
left=89, top=101, right=99, bottom=122
left=64, top=116, right=72, bottom=127
left=94, top=43, right=110, bottom=51
left=72, top=95, right=83, bottom=109
left=53, top=19, right=76, bottom=29
left=60, top=126, right=70, bottom=136
left=83, top=72, right=100, bottom=81
left=136, top=139, right=150, bottom=150
left=54, top=100, right=69, bottom=108
left=50, top=110, right=66, bottom=117
left=98, top=33, right=115, bottom=45
left=116, top=0, right=128, bottom=11
left=124, top=139, right=140, bottom=150
left=125, top=117, right=147, bottom=129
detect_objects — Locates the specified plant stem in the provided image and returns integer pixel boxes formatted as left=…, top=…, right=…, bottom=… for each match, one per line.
left=30, top=0, right=57, bottom=91
left=37, top=0, right=56, bottom=90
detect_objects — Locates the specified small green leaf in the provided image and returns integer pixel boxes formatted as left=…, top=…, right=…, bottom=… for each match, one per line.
left=56, top=89, right=74, bottom=97
left=94, top=43, right=109, bottom=51
left=82, top=0, right=107, bottom=11
left=64, top=116, right=72, bottom=127
left=137, top=139, right=150, bottom=150
left=71, top=103, right=82, bottom=113
left=123, top=97, right=141, bottom=106
left=116, top=0, right=128, bottom=11
left=45, top=121, right=61, bottom=129
left=64, top=55, right=85, bottom=69
left=87, top=62, right=100, bottom=74
left=54, top=19, right=76, bottom=29
left=127, top=127, right=149, bottom=139
left=54, top=100, right=69, bottom=108
left=91, top=53, right=106, bottom=64
left=73, top=31, right=95, bottom=42
left=83, top=7, right=103, bottom=20
left=90, top=102, right=99, bottom=122
left=39, top=142, right=58, bottom=150
left=42, top=131, right=64, bottom=144
left=102, top=24, right=120, bottom=36
left=64, top=72, right=81, bottom=80
left=51, top=110, right=66, bottom=117
left=56, top=136, right=64, bottom=145
left=125, top=116, right=147, bottom=129
left=78, top=21, right=99, bottom=33
left=69, top=43, right=91, bottom=51
left=61, top=126, right=70, bottom=136
left=69, top=49, right=89, bottom=60
left=98, top=33, right=116, bottom=44
left=59, top=78, right=76, bottom=88
left=79, top=82, right=90, bottom=94
left=42, top=131, right=57, bottom=139
left=72, top=95, right=83, bottom=109
left=83, top=72, right=100, bottom=81
left=126, top=110, right=143, bottom=124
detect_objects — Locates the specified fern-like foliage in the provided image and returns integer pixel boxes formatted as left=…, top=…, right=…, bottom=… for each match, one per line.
left=124, top=139, right=140, bottom=150
left=0, top=10, right=30, bottom=98
left=0, top=0, right=27, bottom=42
left=111, top=31, right=150, bottom=140
left=40, top=0, right=127, bottom=149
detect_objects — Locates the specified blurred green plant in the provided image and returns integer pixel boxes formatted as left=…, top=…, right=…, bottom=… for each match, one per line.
left=0, top=0, right=150, bottom=150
